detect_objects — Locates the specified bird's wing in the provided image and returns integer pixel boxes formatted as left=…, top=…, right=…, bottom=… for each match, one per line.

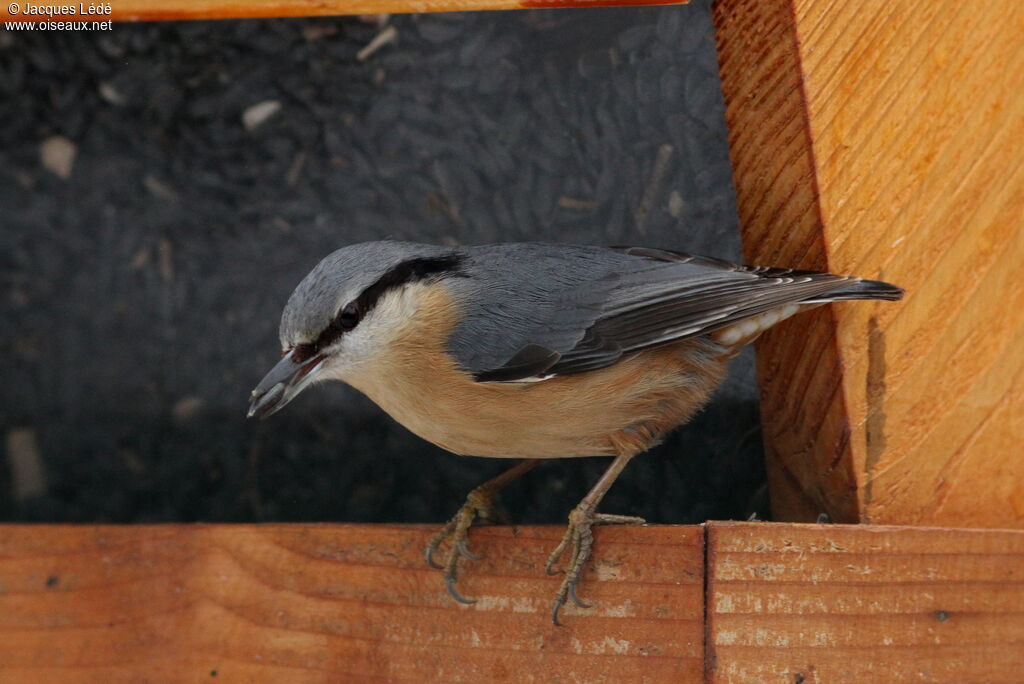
left=449, top=245, right=860, bottom=382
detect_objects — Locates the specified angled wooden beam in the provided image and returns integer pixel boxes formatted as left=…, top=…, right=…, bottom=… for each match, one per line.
left=1, top=0, right=688, bottom=22
left=713, top=0, right=1024, bottom=527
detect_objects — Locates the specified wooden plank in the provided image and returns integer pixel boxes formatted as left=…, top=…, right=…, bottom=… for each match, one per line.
left=6, top=522, right=1024, bottom=681
left=0, top=524, right=704, bottom=682
left=713, top=0, right=1024, bottom=527
left=0, top=0, right=688, bottom=22
left=706, top=521, right=1024, bottom=684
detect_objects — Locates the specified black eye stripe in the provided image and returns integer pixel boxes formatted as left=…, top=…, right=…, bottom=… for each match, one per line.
left=304, top=254, right=465, bottom=356
left=291, top=343, right=316, bottom=363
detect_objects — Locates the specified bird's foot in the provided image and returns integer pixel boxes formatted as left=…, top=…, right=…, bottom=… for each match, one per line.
left=545, top=505, right=645, bottom=625
left=425, top=484, right=500, bottom=605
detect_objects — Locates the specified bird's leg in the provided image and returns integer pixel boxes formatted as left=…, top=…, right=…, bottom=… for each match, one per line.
left=426, top=459, right=539, bottom=604
left=545, top=451, right=644, bottom=625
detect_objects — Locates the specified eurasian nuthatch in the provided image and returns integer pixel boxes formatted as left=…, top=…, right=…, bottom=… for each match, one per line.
left=248, top=241, right=903, bottom=623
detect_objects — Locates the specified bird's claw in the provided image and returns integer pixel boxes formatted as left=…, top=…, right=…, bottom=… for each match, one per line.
left=425, top=485, right=498, bottom=603
left=568, top=582, right=591, bottom=609
left=547, top=508, right=645, bottom=626
left=446, top=575, right=478, bottom=605
left=456, top=540, right=481, bottom=561
left=424, top=521, right=456, bottom=569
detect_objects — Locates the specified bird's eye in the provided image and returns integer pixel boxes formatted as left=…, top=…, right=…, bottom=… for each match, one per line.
left=338, top=302, right=360, bottom=330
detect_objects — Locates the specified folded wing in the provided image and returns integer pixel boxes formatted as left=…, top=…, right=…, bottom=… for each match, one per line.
left=455, top=245, right=901, bottom=382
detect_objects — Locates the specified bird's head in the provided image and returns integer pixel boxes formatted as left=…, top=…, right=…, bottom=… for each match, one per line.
left=247, top=241, right=464, bottom=419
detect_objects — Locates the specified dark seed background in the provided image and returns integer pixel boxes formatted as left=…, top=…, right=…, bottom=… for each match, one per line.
left=0, top=0, right=768, bottom=525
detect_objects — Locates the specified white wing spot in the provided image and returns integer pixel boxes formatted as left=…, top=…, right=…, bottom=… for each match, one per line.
left=712, top=303, right=805, bottom=347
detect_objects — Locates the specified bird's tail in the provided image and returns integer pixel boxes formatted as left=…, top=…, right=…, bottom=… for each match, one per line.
left=808, top=278, right=905, bottom=303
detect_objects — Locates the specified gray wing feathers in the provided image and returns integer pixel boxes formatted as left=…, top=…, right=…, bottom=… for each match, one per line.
left=550, top=273, right=850, bottom=375
left=445, top=245, right=616, bottom=378
left=446, top=244, right=896, bottom=382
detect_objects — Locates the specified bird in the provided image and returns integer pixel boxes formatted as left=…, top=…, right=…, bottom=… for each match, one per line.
left=247, top=240, right=903, bottom=624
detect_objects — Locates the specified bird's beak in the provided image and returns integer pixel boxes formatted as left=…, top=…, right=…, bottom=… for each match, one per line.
left=247, top=349, right=327, bottom=420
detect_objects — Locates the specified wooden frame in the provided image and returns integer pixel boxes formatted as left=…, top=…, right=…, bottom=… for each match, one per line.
left=0, top=524, right=706, bottom=681
left=4, top=0, right=1023, bottom=680
left=713, top=0, right=1024, bottom=527
left=2, top=522, right=1022, bottom=681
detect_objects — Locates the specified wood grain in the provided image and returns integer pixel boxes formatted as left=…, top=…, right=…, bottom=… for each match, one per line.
left=5, top=523, right=1024, bottom=680
left=706, top=521, right=1024, bottom=684
left=0, top=524, right=704, bottom=682
left=0, top=0, right=687, bottom=22
left=713, top=0, right=1024, bottom=527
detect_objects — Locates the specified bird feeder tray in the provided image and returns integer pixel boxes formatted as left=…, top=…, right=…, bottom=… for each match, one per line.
left=3, top=0, right=1023, bottom=681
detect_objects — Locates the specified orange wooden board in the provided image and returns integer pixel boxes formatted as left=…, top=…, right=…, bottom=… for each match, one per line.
left=0, top=524, right=704, bottom=682
left=0, top=0, right=688, bottom=22
left=4, top=523, right=1024, bottom=681
left=713, top=0, right=1024, bottom=527
left=706, top=522, right=1024, bottom=684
